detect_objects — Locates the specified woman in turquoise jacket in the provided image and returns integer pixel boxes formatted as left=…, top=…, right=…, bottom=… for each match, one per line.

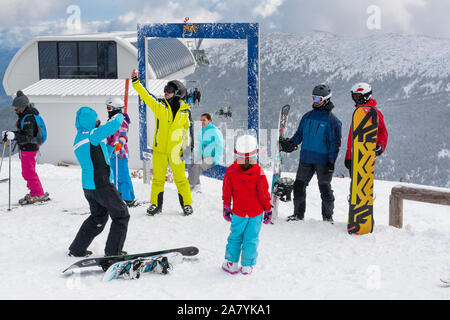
left=188, top=113, right=224, bottom=192
left=68, top=106, right=130, bottom=257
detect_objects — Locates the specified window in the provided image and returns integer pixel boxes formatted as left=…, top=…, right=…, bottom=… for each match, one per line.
left=38, top=41, right=117, bottom=79
left=38, top=42, right=57, bottom=78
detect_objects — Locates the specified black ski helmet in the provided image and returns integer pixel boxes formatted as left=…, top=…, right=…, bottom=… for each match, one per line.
left=312, top=84, right=332, bottom=97
left=166, top=80, right=187, bottom=100
left=312, top=84, right=332, bottom=106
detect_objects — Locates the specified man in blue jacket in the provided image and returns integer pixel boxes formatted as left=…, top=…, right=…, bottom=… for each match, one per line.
left=68, top=106, right=130, bottom=257
left=280, top=84, right=342, bottom=222
left=188, top=113, right=224, bottom=193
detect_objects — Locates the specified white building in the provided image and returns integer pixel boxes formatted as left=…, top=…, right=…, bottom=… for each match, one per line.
left=2, top=31, right=196, bottom=169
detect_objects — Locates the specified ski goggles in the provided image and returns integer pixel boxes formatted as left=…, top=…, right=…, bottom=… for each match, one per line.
left=164, top=85, right=176, bottom=94
left=312, top=93, right=331, bottom=103
left=235, top=149, right=258, bottom=164
left=351, top=92, right=364, bottom=100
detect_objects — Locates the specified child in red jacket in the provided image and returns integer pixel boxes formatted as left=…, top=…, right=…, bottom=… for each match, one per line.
left=221, top=135, right=272, bottom=275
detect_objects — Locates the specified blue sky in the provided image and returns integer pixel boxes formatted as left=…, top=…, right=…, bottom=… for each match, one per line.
left=0, top=0, right=449, bottom=48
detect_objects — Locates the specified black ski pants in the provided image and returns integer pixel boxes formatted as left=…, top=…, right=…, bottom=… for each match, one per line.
left=293, top=162, right=335, bottom=219
left=69, top=183, right=130, bottom=256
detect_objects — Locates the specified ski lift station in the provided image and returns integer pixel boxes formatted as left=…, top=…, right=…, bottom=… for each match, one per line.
left=2, top=31, right=197, bottom=169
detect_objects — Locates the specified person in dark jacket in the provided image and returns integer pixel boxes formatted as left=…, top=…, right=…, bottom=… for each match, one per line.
left=1, top=91, right=49, bottom=205
left=193, top=88, right=201, bottom=105
left=280, top=84, right=342, bottom=222
left=68, top=106, right=130, bottom=257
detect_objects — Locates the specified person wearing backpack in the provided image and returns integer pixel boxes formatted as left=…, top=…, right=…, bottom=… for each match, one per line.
left=1, top=91, right=49, bottom=205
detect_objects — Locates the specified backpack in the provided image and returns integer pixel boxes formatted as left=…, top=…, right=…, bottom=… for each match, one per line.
left=21, top=114, right=47, bottom=145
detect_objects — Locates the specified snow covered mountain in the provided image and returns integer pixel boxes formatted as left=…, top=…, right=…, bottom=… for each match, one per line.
left=187, top=31, right=450, bottom=188
left=1, top=31, right=448, bottom=187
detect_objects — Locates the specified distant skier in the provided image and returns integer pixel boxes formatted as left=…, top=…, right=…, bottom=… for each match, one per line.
left=188, top=89, right=194, bottom=104
left=193, top=88, right=201, bottom=105
left=1, top=91, right=49, bottom=205
left=344, top=83, right=388, bottom=176
left=131, top=69, right=194, bottom=216
left=68, top=106, right=129, bottom=257
left=222, top=135, right=272, bottom=275
left=105, top=97, right=137, bottom=207
left=188, top=112, right=224, bottom=193
left=279, top=84, right=342, bottom=223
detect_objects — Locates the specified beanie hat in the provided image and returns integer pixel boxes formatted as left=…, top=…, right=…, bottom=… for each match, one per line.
left=12, top=91, right=29, bottom=112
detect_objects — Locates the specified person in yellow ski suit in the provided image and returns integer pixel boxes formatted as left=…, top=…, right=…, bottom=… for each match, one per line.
left=131, top=69, right=194, bottom=216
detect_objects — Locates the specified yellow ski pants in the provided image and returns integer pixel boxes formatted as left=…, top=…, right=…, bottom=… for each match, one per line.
left=151, top=151, right=192, bottom=207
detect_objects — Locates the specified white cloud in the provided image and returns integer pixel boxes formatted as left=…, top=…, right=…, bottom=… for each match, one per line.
left=0, top=0, right=70, bottom=28
left=376, top=0, right=428, bottom=32
left=252, top=0, right=284, bottom=18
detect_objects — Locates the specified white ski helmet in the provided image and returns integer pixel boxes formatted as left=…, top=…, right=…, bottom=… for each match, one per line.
left=235, top=134, right=259, bottom=159
left=105, top=97, right=125, bottom=110
left=351, top=82, right=372, bottom=105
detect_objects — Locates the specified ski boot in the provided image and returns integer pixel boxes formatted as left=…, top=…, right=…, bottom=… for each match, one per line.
left=68, top=250, right=93, bottom=258
left=182, top=205, right=193, bottom=216
left=241, top=266, right=253, bottom=275
left=322, top=216, right=334, bottom=224
left=125, top=199, right=139, bottom=208
left=18, top=192, right=50, bottom=205
left=222, top=260, right=239, bottom=274
left=286, top=214, right=304, bottom=222
left=147, top=204, right=161, bottom=216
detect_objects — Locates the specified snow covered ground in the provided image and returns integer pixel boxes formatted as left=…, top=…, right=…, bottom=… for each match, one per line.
left=0, top=155, right=449, bottom=300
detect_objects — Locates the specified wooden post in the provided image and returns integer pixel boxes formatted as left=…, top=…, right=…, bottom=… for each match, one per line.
left=389, top=185, right=450, bottom=229
left=389, top=194, right=403, bottom=228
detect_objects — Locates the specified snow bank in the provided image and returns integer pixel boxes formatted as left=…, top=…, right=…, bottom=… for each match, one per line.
left=0, top=157, right=449, bottom=299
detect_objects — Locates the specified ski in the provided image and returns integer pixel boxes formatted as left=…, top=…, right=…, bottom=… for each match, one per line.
left=0, top=178, right=9, bottom=183
left=2, top=198, right=52, bottom=211
left=62, top=200, right=150, bottom=215
left=271, top=104, right=290, bottom=220
left=62, top=246, right=199, bottom=273
left=347, top=106, right=378, bottom=235
left=103, top=252, right=183, bottom=281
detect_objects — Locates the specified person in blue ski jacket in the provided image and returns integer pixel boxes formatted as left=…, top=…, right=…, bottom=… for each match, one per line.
left=68, top=106, right=130, bottom=257
left=280, top=84, right=342, bottom=222
left=188, top=112, right=224, bottom=192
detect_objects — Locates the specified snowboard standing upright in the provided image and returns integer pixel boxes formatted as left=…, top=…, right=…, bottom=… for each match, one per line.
left=347, top=107, right=378, bottom=235
left=271, top=104, right=290, bottom=220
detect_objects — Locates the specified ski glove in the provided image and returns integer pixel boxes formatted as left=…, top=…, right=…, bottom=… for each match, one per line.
left=344, top=159, right=351, bottom=170
left=263, top=209, right=272, bottom=224
left=114, top=142, right=123, bottom=153
left=223, top=205, right=232, bottom=222
left=279, top=137, right=297, bottom=153
left=326, top=162, right=334, bottom=174
left=1, top=131, right=14, bottom=141
left=374, top=145, right=384, bottom=156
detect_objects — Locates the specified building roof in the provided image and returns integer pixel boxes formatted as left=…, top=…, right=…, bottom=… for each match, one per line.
left=145, top=38, right=196, bottom=79
left=22, top=79, right=168, bottom=98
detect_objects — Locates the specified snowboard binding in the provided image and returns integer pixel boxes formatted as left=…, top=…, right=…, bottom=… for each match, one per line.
left=273, top=177, right=294, bottom=202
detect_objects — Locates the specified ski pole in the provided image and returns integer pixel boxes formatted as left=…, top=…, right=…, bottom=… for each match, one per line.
left=124, top=78, right=129, bottom=114
left=0, top=141, right=6, bottom=174
left=8, top=140, right=12, bottom=211
left=115, top=153, right=118, bottom=190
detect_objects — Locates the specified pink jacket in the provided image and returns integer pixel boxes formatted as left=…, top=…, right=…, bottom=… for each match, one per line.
left=107, top=113, right=130, bottom=159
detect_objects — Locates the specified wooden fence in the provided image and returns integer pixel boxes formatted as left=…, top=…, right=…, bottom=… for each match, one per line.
left=389, top=185, right=450, bottom=228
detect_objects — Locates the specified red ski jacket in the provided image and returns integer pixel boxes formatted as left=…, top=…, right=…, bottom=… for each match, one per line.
left=345, top=99, right=388, bottom=160
left=222, top=161, right=272, bottom=218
